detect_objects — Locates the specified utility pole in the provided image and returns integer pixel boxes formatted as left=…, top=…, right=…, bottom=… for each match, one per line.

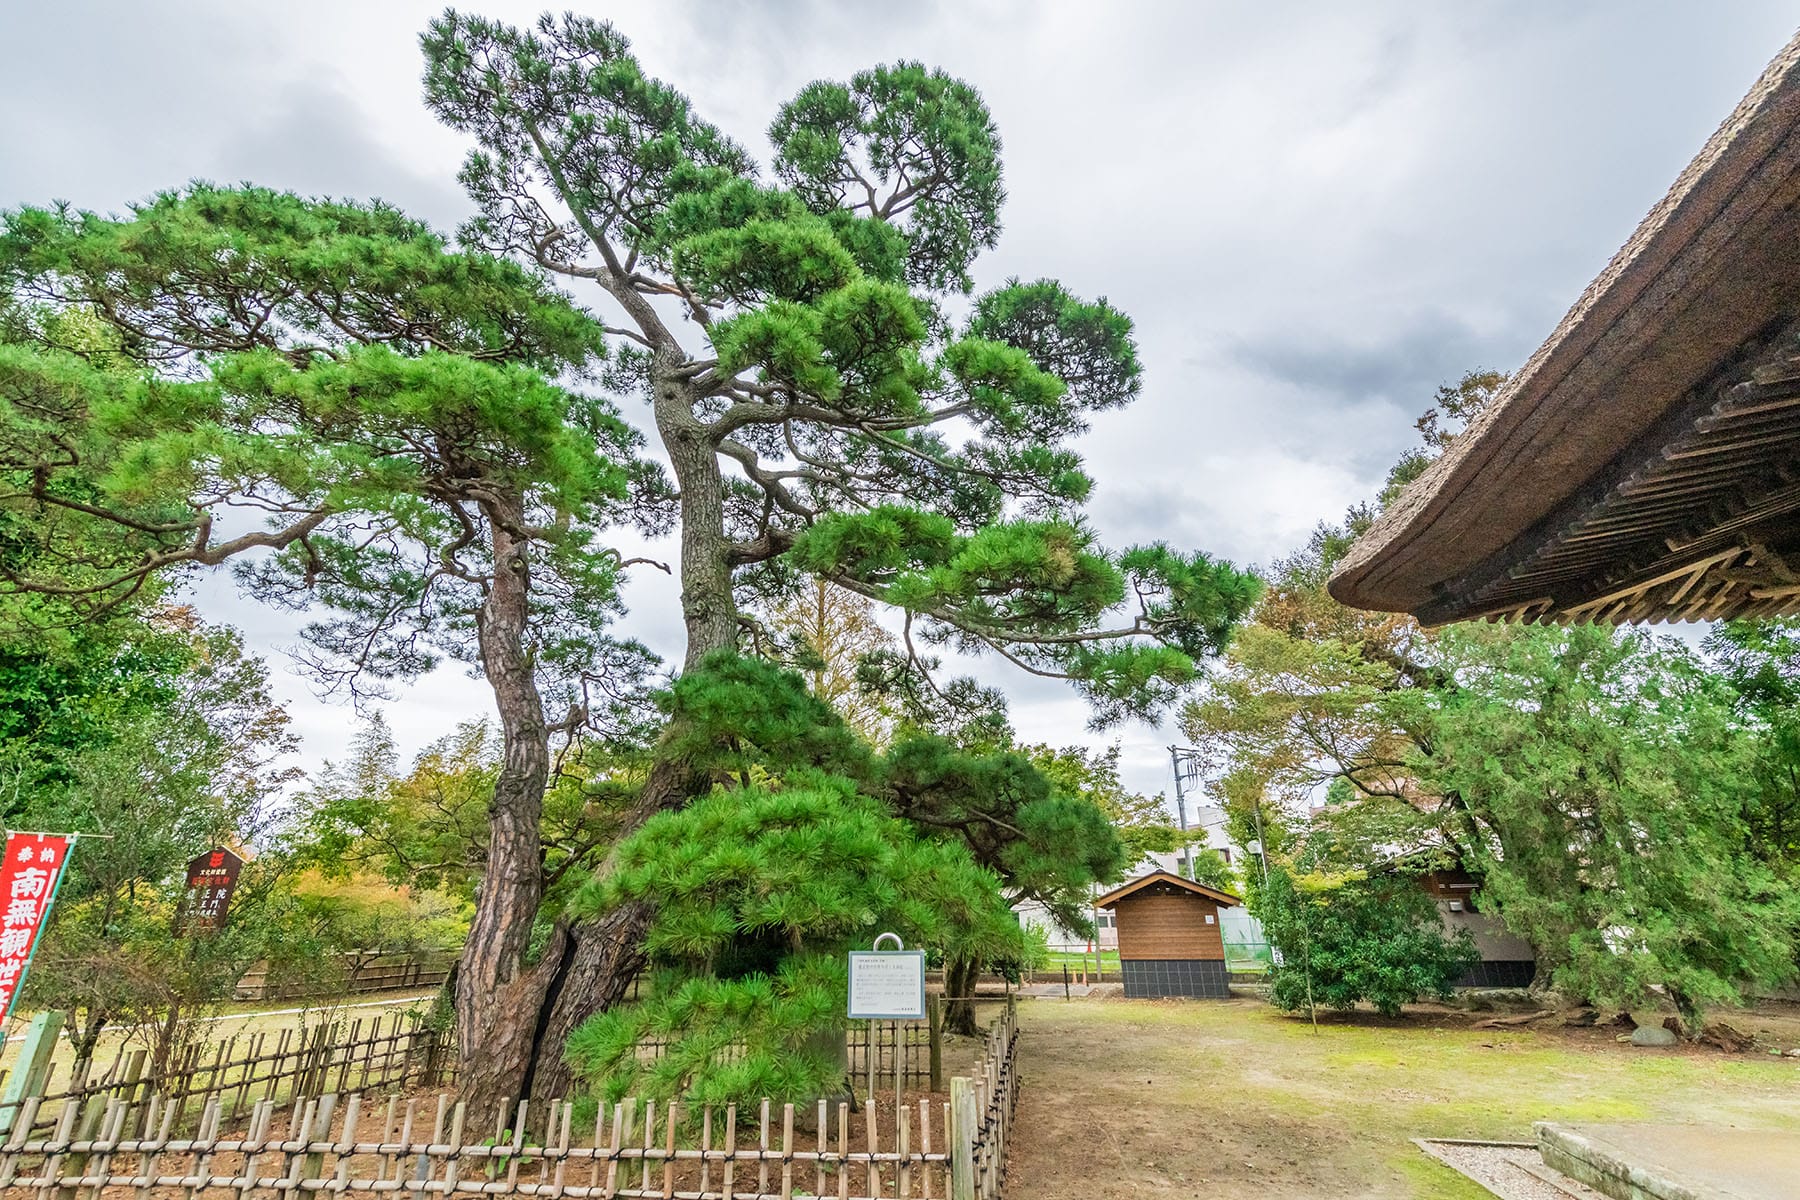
left=1167, top=746, right=1205, bottom=879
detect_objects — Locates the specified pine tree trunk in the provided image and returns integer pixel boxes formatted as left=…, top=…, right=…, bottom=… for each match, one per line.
left=943, top=956, right=982, bottom=1036
left=455, top=495, right=556, bottom=1125
left=508, top=365, right=740, bottom=1101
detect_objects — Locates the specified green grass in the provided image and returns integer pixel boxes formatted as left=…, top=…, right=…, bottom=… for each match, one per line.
left=1040, top=949, right=1120, bottom=970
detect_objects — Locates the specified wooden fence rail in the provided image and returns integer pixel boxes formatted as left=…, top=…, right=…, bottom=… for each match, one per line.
left=0, top=1007, right=452, bottom=1140
left=0, top=1002, right=1020, bottom=1198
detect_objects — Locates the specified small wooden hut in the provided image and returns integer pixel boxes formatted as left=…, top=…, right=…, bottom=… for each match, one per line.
left=1095, top=871, right=1243, bottom=998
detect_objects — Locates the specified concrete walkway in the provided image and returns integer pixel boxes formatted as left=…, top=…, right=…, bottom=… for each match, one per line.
left=1539, top=1124, right=1800, bottom=1200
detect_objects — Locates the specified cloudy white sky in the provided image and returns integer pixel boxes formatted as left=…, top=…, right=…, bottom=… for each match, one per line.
left=3, top=2, right=1795, bottom=802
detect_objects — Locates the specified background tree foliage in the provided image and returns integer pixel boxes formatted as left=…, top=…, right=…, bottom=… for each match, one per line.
left=1257, top=863, right=1478, bottom=1019
left=1186, top=375, right=1800, bottom=1032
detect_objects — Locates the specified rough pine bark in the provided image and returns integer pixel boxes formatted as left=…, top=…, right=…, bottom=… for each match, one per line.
left=456, top=497, right=557, bottom=1122
left=510, top=364, right=741, bottom=1100
left=943, top=956, right=983, bottom=1036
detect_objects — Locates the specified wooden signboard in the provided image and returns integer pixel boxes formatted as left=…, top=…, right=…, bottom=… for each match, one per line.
left=183, top=846, right=244, bottom=934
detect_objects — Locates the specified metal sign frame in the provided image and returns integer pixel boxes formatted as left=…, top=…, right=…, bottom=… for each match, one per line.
left=846, top=931, right=927, bottom=1020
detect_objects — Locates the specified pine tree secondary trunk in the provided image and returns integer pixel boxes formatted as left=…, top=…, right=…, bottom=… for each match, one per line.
left=496, top=364, right=740, bottom=1106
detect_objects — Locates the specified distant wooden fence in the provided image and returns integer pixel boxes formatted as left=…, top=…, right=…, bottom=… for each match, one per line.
left=235, top=950, right=458, bottom=1001
left=0, top=1001, right=1020, bottom=1198
left=0, top=1007, right=451, bottom=1140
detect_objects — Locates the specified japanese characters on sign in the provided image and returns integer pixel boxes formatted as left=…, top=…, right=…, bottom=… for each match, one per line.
left=847, top=933, right=927, bottom=1020
left=0, top=832, right=74, bottom=1031
left=182, top=846, right=244, bottom=934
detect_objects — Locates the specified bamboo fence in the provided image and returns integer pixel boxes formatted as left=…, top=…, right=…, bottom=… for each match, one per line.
left=0, top=1002, right=1021, bottom=1199
left=0, top=1008, right=451, bottom=1140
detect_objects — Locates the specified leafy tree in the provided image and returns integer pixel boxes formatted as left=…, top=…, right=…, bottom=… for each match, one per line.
left=1258, top=863, right=1478, bottom=1019
left=302, top=716, right=642, bottom=911
left=1382, top=368, right=1507, bottom=504
left=1021, top=742, right=1183, bottom=870
left=1705, top=619, right=1800, bottom=871
left=1185, top=847, right=1236, bottom=892
left=0, top=185, right=662, bottom=1112
left=761, top=578, right=897, bottom=743
left=1421, top=624, right=1800, bottom=1031
left=13, top=619, right=304, bottom=1063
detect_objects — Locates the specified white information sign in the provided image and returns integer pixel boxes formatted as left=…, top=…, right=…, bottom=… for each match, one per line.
left=846, top=950, right=927, bottom=1020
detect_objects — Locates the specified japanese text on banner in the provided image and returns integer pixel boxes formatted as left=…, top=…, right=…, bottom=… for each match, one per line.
left=0, top=833, right=73, bottom=1029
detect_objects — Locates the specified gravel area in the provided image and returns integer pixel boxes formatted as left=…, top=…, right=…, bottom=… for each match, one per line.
left=1416, top=1140, right=1608, bottom=1200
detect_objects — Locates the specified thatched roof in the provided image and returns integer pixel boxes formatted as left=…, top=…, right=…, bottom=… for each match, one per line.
left=1331, top=31, right=1800, bottom=625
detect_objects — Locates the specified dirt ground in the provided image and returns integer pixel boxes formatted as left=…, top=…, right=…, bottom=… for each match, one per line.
left=1003, top=995, right=1800, bottom=1199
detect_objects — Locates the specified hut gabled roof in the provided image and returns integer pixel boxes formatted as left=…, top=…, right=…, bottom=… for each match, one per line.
left=1095, top=870, right=1242, bottom=909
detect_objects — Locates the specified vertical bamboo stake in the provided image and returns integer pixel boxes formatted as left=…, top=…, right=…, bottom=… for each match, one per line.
left=699, top=1105, right=713, bottom=1198
left=948, top=1078, right=974, bottom=1200
left=837, top=1102, right=849, bottom=1200
left=236, top=1100, right=270, bottom=1200
left=85, top=1098, right=126, bottom=1200
left=639, top=1099, right=654, bottom=1194
left=301, top=1093, right=337, bottom=1184
left=603, top=1102, right=623, bottom=1200
left=815, top=1099, right=827, bottom=1197
left=440, top=1099, right=467, bottom=1195
left=588, top=1103, right=607, bottom=1193
left=410, top=1093, right=447, bottom=1199
left=389, top=1098, right=414, bottom=1187
left=550, top=1100, right=573, bottom=1200
left=767, top=1102, right=786, bottom=1199
left=333, top=1095, right=363, bottom=1193
left=865, top=1090, right=879, bottom=1199
left=757, top=1098, right=770, bottom=1197
left=898, top=1101, right=912, bottom=1199
left=919, top=1099, right=933, bottom=1200
left=282, top=1096, right=319, bottom=1199
left=721, top=1105, right=737, bottom=1200
left=507, top=1099, right=529, bottom=1192
left=129, top=1096, right=163, bottom=1200
left=661, top=1100, right=676, bottom=1199
left=179, top=1096, right=221, bottom=1200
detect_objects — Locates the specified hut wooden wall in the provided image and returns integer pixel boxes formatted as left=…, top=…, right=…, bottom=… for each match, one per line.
left=1114, top=893, right=1224, bottom=962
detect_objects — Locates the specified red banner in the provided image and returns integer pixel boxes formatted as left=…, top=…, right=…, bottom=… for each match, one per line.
left=0, top=832, right=74, bottom=1031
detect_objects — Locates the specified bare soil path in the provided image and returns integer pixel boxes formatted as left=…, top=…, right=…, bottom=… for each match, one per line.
left=1004, top=997, right=1800, bottom=1199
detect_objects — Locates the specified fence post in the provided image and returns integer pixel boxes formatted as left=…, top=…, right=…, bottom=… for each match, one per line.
left=949, top=1075, right=976, bottom=1200
left=926, top=996, right=943, bottom=1093
left=0, top=1010, right=63, bottom=1138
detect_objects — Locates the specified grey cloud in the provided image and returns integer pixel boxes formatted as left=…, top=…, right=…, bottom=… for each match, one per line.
left=211, top=78, right=468, bottom=230
left=10, top=0, right=1800, bottom=783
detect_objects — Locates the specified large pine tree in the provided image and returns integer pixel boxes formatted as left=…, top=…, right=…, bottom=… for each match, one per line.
left=421, top=11, right=1258, bottom=1104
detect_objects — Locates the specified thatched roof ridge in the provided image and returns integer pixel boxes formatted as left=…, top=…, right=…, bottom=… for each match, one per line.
left=1331, top=31, right=1800, bottom=621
